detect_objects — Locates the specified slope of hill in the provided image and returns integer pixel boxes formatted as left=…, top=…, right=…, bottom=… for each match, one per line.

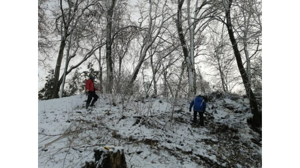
left=38, top=93, right=262, bottom=168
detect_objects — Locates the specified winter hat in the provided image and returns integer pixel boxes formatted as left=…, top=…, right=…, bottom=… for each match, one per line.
left=196, top=93, right=202, bottom=97
left=89, top=75, right=95, bottom=80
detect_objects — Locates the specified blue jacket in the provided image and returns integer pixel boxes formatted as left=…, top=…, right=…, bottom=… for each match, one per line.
left=190, top=96, right=206, bottom=112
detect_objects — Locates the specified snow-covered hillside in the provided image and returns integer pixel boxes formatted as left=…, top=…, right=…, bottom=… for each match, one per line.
left=38, top=93, right=262, bottom=168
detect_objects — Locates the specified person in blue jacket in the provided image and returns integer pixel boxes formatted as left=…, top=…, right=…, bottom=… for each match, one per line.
left=189, top=95, right=206, bottom=126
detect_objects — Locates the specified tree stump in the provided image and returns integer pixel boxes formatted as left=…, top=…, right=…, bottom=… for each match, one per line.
left=82, top=146, right=127, bottom=168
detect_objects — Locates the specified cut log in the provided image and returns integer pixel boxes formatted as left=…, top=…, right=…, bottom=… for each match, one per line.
left=82, top=146, right=127, bottom=168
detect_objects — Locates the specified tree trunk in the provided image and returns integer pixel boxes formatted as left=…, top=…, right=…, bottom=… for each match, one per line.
left=187, top=0, right=198, bottom=96
left=165, top=73, right=174, bottom=98
left=129, top=0, right=153, bottom=88
left=216, top=54, right=227, bottom=92
left=150, top=55, right=157, bottom=97
left=59, top=53, right=68, bottom=98
left=117, top=55, right=122, bottom=93
left=224, top=0, right=261, bottom=127
left=106, top=0, right=117, bottom=94
left=52, top=38, right=66, bottom=98
left=82, top=147, right=127, bottom=168
left=129, top=47, right=147, bottom=86
left=171, top=62, right=185, bottom=121
left=217, top=23, right=228, bottom=93
left=197, top=69, right=207, bottom=93
left=98, top=47, right=103, bottom=93
left=176, top=0, right=195, bottom=98
left=242, top=1, right=254, bottom=88
left=163, top=70, right=168, bottom=97
left=243, top=37, right=251, bottom=88
left=59, top=34, right=73, bottom=98
left=128, top=0, right=168, bottom=89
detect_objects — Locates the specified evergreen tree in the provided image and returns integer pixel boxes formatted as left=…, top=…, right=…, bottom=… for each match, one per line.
left=38, top=69, right=55, bottom=100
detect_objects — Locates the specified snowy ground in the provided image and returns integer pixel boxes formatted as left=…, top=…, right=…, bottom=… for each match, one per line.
left=38, top=93, right=262, bottom=168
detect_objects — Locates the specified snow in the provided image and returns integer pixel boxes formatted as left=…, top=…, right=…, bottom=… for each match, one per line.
left=38, top=94, right=262, bottom=168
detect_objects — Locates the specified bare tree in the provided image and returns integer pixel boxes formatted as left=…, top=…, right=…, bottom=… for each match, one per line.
left=96, top=44, right=104, bottom=94
left=187, top=0, right=198, bottom=96
left=171, top=62, right=186, bottom=121
left=105, top=0, right=117, bottom=94
left=58, top=1, right=106, bottom=97
left=222, top=0, right=261, bottom=127
left=128, top=0, right=171, bottom=89
left=52, top=0, right=96, bottom=98
left=205, top=22, right=237, bottom=92
left=176, top=0, right=218, bottom=98
left=233, top=0, right=262, bottom=90
left=59, top=31, right=75, bottom=97
left=115, top=31, right=136, bottom=93
left=148, top=26, right=181, bottom=97
left=176, top=0, right=195, bottom=98
left=38, top=0, right=54, bottom=68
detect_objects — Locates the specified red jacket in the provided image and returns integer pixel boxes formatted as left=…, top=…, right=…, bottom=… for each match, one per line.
left=85, top=79, right=97, bottom=92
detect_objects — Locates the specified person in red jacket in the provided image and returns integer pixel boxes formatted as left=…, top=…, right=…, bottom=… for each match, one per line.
left=85, top=75, right=99, bottom=109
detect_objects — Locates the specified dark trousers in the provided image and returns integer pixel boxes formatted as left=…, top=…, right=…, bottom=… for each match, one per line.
left=86, top=91, right=99, bottom=108
left=193, top=111, right=204, bottom=126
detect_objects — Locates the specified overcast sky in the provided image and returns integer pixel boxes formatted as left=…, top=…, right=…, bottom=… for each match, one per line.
left=37, top=0, right=258, bottom=94
left=38, top=0, right=143, bottom=90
